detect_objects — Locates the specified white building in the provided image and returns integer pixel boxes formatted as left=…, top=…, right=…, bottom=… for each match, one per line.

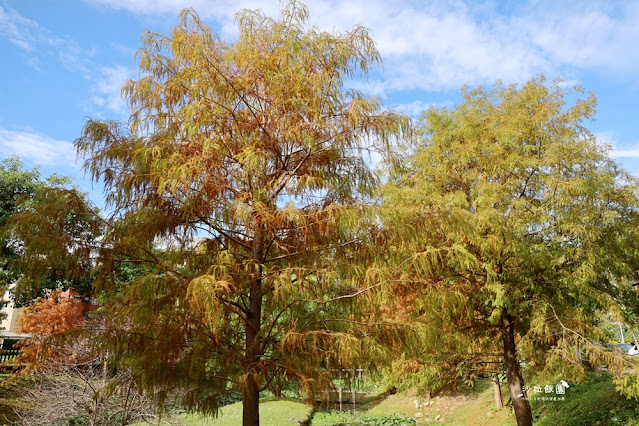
left=0, top=284, right=29, bottom=348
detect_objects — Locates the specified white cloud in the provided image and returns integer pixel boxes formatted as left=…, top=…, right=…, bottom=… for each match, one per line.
left=613, top=148, right=639, bottom=158
left=83, top=0, right=216, bottom=16
left=595, top=132, right=639, bottom=159
left=0, top=3, right=131, bottom=118
left=89, top=65, right=134, bottom=118
left=0, top=129, right=77, bottom=167
left=83, top=0, right=278, bottom=21
left=0, top=1, right=91, bottom=72
left=82, top=0, right=639, bottom=93
left=392, top=100, right=435, bottom=118
left=0, top=0, right=38, bottom=51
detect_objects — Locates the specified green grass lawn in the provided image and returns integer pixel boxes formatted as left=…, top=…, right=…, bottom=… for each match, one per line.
left=16, top=372, right=639, bottom=425
left=137, top=381, right=513, bottom=425
left=157, top=398, right=312, bottom=425
left=306, top=379, right=514, bottom=425
left=133, top=382, right=512, bottom=425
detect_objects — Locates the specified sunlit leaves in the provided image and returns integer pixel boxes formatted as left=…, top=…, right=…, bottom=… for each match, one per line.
left=72, top=1, right=408, bottom=417
left=381, top=76, right=639, bottom=393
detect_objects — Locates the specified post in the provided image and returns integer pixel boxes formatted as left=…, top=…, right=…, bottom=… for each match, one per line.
left=493, top=374, right=504, bottom=409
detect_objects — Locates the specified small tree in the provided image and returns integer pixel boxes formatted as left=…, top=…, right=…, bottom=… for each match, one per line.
left=382, top=76, right=639, bottom=425
left=14, top=289, right=85, bottom=374
left=12, top=349, right=162, bottom=426
left=11, top=292, right=162, bottom=426
left=0, top=158, right=95, bottom=308
left=0, top=157, right=73, bottom=301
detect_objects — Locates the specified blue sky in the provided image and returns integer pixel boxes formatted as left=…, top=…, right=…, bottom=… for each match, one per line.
left=1, top=0, right=638, bottom=209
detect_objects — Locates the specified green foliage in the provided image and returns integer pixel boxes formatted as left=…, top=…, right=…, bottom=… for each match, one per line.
left=0, top=157, right=78, bottom=301
left=0, top=157, right=45, bottom=287
left=311, top=410, right=416, bottom=425
left=532, top=373, right=639, bottom=425
left=0, top=157, right=40, bottom=227
left=359, top=414, right=416, bottom=425
left=379, top=76, right=639, bottom=407
left=4, top=187, right=101, bottom=304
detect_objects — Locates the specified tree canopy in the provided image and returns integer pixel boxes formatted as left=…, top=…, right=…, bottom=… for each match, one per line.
left=6, top=4, right=639, bottom=425
left=381, top=76, right=639, bottom=426
left=62, top=2, right=408, bottom=425
left=1, top=157, right=49, bottom=288
left=0, top=157, right=87, bottom=304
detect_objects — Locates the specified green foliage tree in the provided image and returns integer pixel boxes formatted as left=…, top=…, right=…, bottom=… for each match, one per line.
left=0, top=157, right=86, bottom=305
left=1, top=156, right=46, bottom=287
left=63, top=3, right=408, bottom=425
left=5, top=186, right=101, bottom=304
left=381, top=76, right=639, bottom=426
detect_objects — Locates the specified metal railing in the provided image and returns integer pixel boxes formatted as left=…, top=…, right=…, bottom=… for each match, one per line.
left=0, top=349, right=19, bottom=364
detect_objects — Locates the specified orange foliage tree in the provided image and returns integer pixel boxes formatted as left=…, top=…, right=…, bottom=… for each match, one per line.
left=14, top=289, right=85, bottom=373
left=10, top=291, right=163, bottom=425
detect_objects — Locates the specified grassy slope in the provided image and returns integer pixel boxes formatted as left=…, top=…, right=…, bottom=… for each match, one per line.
left=358, top=373, right=639, bottom=425
left=532, top=373, right=639, bottom=426
left=310, top=380, right=514, bottom=425
left=370, top=381, right=512, bottom=425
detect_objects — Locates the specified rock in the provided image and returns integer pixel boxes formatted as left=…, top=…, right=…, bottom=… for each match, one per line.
left=415, top=412, right=423, bottom=418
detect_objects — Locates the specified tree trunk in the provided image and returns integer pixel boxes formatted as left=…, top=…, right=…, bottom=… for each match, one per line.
left=493, top=374, right=504, bottom=409
left=242, top=375, right=260, bottom=426
left=243, top=267, right=263, bottom=426
left=121, top=380, right=132, bottom=426
left=501, top=310, right=532, bottom=426
left=273, top=383, right=283, bottom=398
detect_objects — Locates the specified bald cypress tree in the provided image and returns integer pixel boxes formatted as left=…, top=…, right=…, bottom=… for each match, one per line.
left=381, top=77, right=639, bottom=426
left=68, top=2, right=408, bottom=425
